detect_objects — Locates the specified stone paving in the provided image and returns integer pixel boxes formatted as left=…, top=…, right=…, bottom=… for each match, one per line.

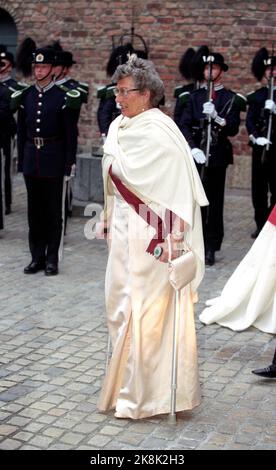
left=0, top=174, right=275, bottom=451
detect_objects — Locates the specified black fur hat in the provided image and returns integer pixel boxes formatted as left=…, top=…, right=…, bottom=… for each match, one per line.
left=106, top=43, right=134, bottom=77
left=135, top=49, right=148, bottom=60
left=190, top=45, right=210, bottom=81
left=178, top=47, right=195, bottom=80
left=16, top=37, right=36, bottom=77
left=251, top=47, right=276, bottom=81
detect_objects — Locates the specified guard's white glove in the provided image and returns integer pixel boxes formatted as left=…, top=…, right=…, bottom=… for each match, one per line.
left=70, top=164, right=76, bottom=177
left=250, top=135, right=271, bottom=146
left=191, top=147, right=206, bottom=164
left=265, top=99, right=276, bottom=114
left=101, top=133, right=107, bottom=144
left=95, top=221, right=107, bottom=239
left=64, top=164, right=76, bottom=181
left=203, top=101, right=218, bottom=119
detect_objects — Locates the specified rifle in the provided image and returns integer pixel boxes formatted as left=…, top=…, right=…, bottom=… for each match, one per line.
left=261, top=57, right=274, bottom=163
left=201, top=54, right=214, bottom=179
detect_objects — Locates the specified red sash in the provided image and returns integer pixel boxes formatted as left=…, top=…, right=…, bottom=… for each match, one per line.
left=109, top=165, right=175, bottom=254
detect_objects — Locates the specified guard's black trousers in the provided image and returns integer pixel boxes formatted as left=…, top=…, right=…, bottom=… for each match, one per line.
left=272, top=348, right=276, bottom=365
left=24, top=176, right=64, bottom=264
left=200, top=166, right=227, bottom=253
left=0, top=151, right=3, bottom=230
left=2, top=138, right=13, bottom=209
left=251, top=145, right=276, bottom=231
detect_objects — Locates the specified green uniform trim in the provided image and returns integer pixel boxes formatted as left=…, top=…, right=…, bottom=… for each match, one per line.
left=76, top=85, right=89, bottom=103
left=65, top=89, right=82, bottom=110
left=174, top=85, right=186, bottom=98
left=97, top=84, right=116, bottom=100
left=57, top=84, right=82, bottom=109
left=246, top=90, right=257, bottom=105
left=233, top=92, right=247, bottom=111
left=178, top=91, right=190, bottom=105
left=10, top=85, right=31, bottom=111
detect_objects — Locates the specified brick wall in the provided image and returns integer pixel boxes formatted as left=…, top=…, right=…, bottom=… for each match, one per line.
left=1, top=0, right=276, bottom=188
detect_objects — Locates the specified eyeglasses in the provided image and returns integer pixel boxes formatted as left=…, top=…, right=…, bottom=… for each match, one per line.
left=113, top=87, right=140, bottom=97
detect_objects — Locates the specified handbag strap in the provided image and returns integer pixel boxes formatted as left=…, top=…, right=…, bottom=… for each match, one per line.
left=168, top=233, right=191, bottom=263
left=168, top=233, right=172, bottom=263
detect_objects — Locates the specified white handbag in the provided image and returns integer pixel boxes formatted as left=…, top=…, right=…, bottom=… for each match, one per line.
left=168, top=234, right=197, bottom=290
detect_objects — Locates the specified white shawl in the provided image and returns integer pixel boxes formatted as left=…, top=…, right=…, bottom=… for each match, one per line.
left=102, top=108, right=208, bottom=291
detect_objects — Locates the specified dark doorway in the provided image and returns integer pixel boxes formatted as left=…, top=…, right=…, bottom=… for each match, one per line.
left=0, top=8, right=18, bottom=56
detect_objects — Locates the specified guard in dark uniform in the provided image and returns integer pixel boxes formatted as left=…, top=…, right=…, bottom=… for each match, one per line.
left=0, top=45, right=25, bottom=215
left=53, top=48, right=89, bottom=231
left=173, top=47, right=198, bottom=127
left=97, top=43, right=135, bottom=140
left=179, top=46, right=245, bottom=265
left=12, top=47, right=78, bottom=275
left=0, top=69, right=12, bottom=230
left=246, top=48, right=276, bottom=239
left=53, top=49, right=89, bottom=105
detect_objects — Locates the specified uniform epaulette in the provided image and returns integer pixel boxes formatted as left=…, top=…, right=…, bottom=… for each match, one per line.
left=76, top=82, right=89, bottom=103
left=3, top=80, right=27, bottom=96
left=64, top=88, right=82, bottom=110
left=17, top=81, right=29, bottom=90
left=174, top=85, right=186, bottom=98
left=78, top=81, right=89, bottom=92
left=178, top=91, right=190, bottom=105
left=57, top=83, right=70, bottom=93
left=97, top=84, right=116, bottom=100
left=6, top=85, right=17, bottom=95
left=10, top=85, right=31, bottom=112
left=57, top=83, right=87, bottom=107
left=246, top=90, right=256, bottom=104
left=97, top=86, right=107, bottom=99
left=233, top=92, right=247, bottom=111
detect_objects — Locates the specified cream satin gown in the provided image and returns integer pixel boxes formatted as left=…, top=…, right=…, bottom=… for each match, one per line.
left=199, top=219, right=276, bottom=333
left=98, top=182, right=201, bottom=419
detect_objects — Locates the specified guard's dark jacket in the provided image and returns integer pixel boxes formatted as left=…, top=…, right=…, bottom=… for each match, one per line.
left=0, top=83, right=11, bottom=143
left=179, top=86, right=241, bottom=167
left=246, top=86, right=276, bottom=230
left=0, top=83, right=11, bottom=229
left=0, top=77, right=22, bottom=139
left=246, top=86, right=276, bottom=143
left=97, top=83, right=120, bottom=135
left=16, top=82, right=78, bottom=177
left=173, top=82, right=196, bottom=128
left=178, top=84, right=242, bottom=254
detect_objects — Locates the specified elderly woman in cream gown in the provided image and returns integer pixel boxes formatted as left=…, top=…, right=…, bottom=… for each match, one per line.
left=97, top=55, right=208, bottom=419
left=200, top=204, right=276, bottom=334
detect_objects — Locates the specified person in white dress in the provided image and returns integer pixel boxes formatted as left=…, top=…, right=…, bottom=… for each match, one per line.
left=199, top=204, right=276, bottom=334
left=97, top=54, right=208, bottom=419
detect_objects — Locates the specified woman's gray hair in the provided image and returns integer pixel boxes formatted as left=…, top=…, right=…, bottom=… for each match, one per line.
left=112, top=54, right=165, bottom=107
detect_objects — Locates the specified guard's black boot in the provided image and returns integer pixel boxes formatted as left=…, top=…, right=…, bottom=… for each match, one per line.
left=205, top=250, right=215, bottom=266
left=24, top=261, right=45, bottom=274
left=252, top=364, right=276, bottom=378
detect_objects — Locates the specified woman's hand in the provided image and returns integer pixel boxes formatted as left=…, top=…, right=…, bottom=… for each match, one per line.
left=95, top=221, right=108, bottom=240
left=154, top=238, right=183, bottom=263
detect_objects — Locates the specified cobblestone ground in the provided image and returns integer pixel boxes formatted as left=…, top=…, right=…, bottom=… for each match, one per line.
left=0, top=174, right=275, bottom=450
